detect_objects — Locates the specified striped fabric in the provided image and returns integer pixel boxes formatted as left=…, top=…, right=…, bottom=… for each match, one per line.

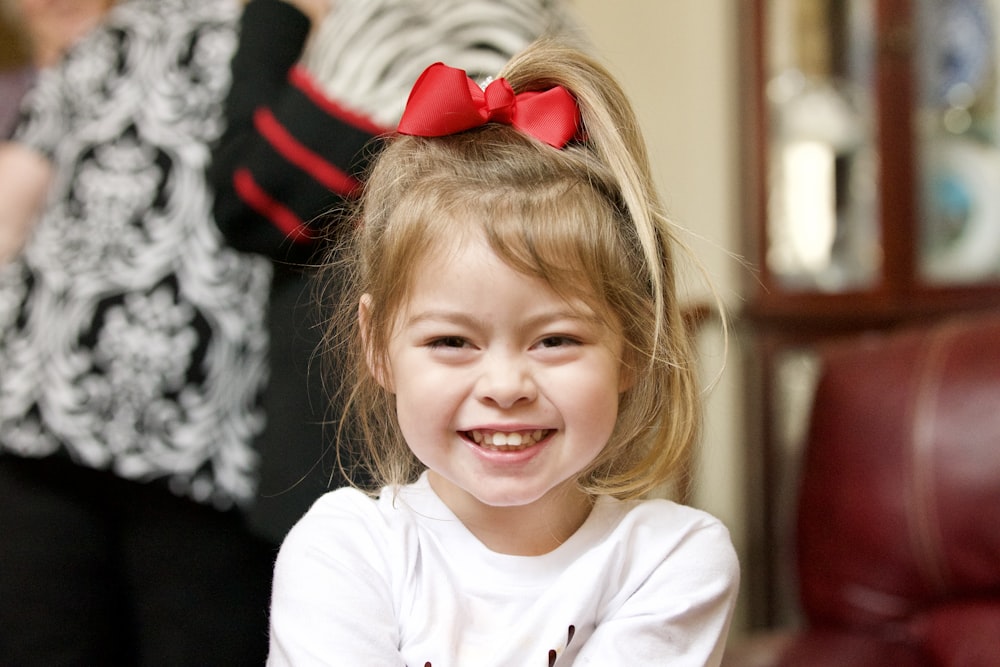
left=301, top=0, right=585, bottom=126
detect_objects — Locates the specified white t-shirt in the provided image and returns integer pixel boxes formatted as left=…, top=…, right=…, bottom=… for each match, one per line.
left=268, top=473, right=739, bottom=666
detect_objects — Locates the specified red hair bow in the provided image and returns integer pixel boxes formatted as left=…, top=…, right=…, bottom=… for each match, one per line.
left=396, top=62, right=580, bottom=148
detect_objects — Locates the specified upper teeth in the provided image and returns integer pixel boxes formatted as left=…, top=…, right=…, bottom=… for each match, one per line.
left=470, top=430, right=546, bottom=448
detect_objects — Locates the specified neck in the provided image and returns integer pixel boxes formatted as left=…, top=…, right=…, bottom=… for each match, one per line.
left=428, top=475, right=595, bottom=556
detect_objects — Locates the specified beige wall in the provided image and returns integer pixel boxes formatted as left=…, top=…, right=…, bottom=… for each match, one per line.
left=572, top=1, right=749, bottom=635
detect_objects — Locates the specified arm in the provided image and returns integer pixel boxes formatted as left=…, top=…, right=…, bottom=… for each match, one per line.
left=266, top=490, right=405, bottom=666
left=0, top=142, right=52, bottom=263
left=210, top=0, right=386, bottom=262
left=280, top=0, right=331, bottom=29
left=16, top=0, right=110, bottom=68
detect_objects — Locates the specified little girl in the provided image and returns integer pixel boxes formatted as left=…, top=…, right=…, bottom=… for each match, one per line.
left=267, top=38, right=739, bottom=666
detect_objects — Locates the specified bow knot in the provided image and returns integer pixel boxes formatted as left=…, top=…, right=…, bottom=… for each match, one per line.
left=397, top=63, right=580, bottom=148
left=483, top=78, right=516, bottom=125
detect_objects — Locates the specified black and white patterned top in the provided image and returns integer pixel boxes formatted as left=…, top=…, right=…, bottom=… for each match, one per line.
left=0, top=0, right=271, bottom=509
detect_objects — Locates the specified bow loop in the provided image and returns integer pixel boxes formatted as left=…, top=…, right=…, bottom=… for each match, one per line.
left=397, top=62, right=580, bottom=148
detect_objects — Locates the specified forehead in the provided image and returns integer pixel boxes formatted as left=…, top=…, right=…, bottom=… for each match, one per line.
left=398, top=233, right=614, bottom=331
left=406, top=234, right=552, bottom=305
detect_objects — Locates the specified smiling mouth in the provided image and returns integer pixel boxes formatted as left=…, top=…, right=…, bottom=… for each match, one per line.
left=464, top=429, right=552, bottom=451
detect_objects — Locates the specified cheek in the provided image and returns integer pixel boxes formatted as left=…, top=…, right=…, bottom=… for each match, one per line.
left=560, top=372, right=622, bottom=439
left=393, top=393, right=427, bottom=460
left=393, top=388, right=457, bottom=473
left=392, top=369, right=456, bottom=441
left=592, top=389, right=623, bottom=439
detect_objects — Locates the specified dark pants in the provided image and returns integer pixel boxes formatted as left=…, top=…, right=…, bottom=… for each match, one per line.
left=0, top=455, right=276, bottom=666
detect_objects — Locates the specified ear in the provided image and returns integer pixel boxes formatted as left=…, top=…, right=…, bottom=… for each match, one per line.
left=618, top=362, right=636, bottom=393
left=359, top=294, right=394, bottom=391
left=616, top=340, right=637, bottom=393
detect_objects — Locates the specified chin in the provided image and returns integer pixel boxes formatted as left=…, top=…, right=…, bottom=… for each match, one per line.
left=474, top=492, right=546, bottom=508
left=470, top=479, right=575, bottom=509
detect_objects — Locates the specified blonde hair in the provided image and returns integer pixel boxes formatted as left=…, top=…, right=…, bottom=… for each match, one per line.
left=322, top=38, right=701, bottom=500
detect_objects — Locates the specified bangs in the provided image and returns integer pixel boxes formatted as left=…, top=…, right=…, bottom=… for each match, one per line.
left=483, top=183, right=631, bottom=315
left=379, top=172, right=639, bottom=328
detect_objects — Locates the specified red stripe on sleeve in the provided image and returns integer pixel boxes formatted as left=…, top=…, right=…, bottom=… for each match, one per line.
left=233, top=168, right=314, bottom=244
left=254, top=107, right=363, bottom=197
left=289, top=65, right=388, bottom=136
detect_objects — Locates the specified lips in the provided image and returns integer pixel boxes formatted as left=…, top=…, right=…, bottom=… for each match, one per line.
left=464, top=429, right=551, bottom=451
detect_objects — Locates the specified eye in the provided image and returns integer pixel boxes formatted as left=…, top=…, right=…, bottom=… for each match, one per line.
left=427, top=336, right=470, bottom=349
left=535, top=335, right=581, bottom=349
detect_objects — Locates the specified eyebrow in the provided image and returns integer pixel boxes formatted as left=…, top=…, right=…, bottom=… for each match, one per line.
left=403, top=307, right=605, bottom=336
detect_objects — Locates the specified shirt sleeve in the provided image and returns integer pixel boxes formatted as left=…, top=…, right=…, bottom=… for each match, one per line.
left=209, top=0, right=387, bottom=263
left=267, top=489, right=406, bottom=666
left=575, top=512, right=741, bottom=667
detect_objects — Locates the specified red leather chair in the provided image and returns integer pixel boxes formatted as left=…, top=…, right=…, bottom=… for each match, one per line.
left=725, top=312, right=1000, bottom=666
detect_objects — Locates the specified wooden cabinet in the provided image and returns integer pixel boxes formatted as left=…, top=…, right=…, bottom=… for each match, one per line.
left=739, top=0, right=1000, bottom=628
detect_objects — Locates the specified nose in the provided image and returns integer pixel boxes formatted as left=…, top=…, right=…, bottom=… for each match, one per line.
left=474, top=349, right=537, bottom=409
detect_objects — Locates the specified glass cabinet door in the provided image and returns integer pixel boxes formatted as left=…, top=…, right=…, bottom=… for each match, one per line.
left=765, top=0, right=880, bottom=292
left=741, top=0, right=1000, bottom=630
left=916, top=0, right=1000, bottom=285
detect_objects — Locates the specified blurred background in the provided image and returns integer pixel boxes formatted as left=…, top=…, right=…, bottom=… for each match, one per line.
left=573, top=0, right=1000, bottom=645
left=5, top=0, right=1000, bottom=649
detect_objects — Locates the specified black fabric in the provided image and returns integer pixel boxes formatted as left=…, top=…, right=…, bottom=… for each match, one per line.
left=0, top=455, right=275, bottom=667
left=245, top=270, right=343, bottom=542
left=210, top=0, right=380, bottom=262
left=272, top=80, right=379, bottom=178
left=209, top=0, right=382, bottom=543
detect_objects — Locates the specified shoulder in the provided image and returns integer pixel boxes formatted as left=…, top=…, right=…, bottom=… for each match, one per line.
left=591, top=498, right=740, bottom=620
left=598, top=497, right=739, bottom=578
left=271, top=483, right=438, bottom=607
left=269, top=485, right=419, bottom=663
left=281, top=486, right=386, bottom=549
left=272, top=488, right=392, bottom=596
left=276, top=484, right=427, bottom=565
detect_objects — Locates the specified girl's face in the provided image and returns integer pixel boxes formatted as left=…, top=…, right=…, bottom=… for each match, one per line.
left=372, top=234, right=628, bottom=534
